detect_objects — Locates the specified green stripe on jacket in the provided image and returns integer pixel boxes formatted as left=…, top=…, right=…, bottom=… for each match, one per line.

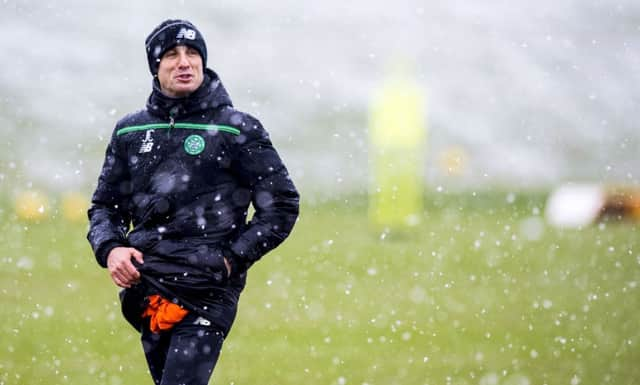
left=116, top=123, right=240, bottom=136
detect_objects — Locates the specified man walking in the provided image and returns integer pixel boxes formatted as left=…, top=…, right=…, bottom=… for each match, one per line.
left=87, top=19, right=299, bottom=384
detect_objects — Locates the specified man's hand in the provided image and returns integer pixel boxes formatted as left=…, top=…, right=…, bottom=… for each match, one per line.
left=106, top=247, right=144, bottom=288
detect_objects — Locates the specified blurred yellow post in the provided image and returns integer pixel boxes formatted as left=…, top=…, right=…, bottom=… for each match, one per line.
left=369, top=62, right=427, bottom=233
left=14, top=190, right=50, bottom=222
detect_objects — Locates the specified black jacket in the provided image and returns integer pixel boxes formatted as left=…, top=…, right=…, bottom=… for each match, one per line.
left=87, top=69, right=299, bottom=332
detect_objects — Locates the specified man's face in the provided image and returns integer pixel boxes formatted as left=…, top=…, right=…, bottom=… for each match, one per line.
left=157, top=45, right=204, bottom=98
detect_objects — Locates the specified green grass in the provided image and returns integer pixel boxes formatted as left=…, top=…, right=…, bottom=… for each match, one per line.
left=1, top=191, right=639, bottom=384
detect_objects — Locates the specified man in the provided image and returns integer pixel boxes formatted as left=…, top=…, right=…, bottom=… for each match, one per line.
left=87, top=19, right=299, bottom=384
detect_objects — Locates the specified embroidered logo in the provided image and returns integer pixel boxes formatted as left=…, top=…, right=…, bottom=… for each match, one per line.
left=176, top=28, right=196, bottom=40
left=184, top=134, right=205, bottom=155
left=138, top=129, right=155, bottom=153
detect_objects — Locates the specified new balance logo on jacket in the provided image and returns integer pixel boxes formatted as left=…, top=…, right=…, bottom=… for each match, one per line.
left=193, top=316, right=211, bottom=326
left=138, top=129, right=155, bottom=154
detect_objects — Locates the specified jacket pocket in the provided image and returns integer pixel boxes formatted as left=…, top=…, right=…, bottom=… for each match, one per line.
left=197, top=248, right=229, bottom=285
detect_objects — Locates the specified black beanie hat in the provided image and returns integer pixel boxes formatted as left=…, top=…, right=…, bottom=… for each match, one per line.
left=145, top=19, right=208, bottom=75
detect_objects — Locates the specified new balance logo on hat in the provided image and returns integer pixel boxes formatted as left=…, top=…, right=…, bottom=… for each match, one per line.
left=176, top=28, right=196, bottom=40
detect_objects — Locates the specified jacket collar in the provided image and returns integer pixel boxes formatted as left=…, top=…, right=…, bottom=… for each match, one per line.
left=146, top=68, right=233, bottom=119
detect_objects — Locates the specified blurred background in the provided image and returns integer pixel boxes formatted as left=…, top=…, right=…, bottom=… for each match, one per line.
left=1, top=1, right=639, bottom=385
left=1, top=0, right=638, bottom=200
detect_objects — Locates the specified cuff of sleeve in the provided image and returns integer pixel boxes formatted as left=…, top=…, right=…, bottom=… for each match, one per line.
left=96, top=241, right=126, bottom=268
left=225, top=248, right=252, bottom=275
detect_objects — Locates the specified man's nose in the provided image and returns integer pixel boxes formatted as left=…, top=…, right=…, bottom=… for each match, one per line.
left=177, top=52, right=190, bottom=67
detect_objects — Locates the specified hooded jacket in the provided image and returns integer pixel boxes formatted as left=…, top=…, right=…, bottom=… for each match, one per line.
left=87, top=69, right=299, bottom=332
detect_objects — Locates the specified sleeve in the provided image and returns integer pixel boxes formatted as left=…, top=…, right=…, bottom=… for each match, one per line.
left=226, top=116, right=300, bottom=273
left=86, top=129, right=133, bottom=268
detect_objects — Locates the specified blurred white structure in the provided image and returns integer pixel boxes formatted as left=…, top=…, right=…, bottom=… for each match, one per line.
left=545, top=184, right=605, bottom=228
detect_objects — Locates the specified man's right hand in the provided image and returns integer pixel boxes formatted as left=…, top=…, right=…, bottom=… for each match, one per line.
left=106, top=247, right=144, bottom=288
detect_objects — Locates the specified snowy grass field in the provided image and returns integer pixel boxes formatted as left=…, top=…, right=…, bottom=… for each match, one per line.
left=1, top=191, right=639, bottom=385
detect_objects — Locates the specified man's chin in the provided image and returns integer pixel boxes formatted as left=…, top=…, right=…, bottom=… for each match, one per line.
left=169, top=84, right=198, bottom=97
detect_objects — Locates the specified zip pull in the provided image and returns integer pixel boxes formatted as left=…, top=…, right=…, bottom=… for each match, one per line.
left=168, top=115, right=175, bottom=137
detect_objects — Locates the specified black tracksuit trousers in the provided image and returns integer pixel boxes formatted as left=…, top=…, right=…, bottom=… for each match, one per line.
left=141, top=312, right=225, bottom=385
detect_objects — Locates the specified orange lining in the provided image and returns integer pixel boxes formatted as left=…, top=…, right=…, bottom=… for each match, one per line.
left=142, top=294, right=189, bottom=333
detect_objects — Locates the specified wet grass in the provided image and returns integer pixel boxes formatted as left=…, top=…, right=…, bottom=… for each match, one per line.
left=0, top=191, right=639, bottom=384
